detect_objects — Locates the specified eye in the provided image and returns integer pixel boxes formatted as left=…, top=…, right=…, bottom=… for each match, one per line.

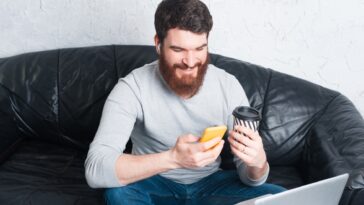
left=196, top=46, right=205, bottom=51
left=172, top=48, right=183, bottom=52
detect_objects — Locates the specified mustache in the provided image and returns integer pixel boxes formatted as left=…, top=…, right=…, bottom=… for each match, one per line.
left=173, top=62, right=202, bottom=70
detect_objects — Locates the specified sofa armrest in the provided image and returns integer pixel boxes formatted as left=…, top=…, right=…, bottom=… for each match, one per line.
left=301, top=94, right=364, bottom=205
left=0, top=86, right=24, bottom=164
left=302, top=94, right=364, bottom=184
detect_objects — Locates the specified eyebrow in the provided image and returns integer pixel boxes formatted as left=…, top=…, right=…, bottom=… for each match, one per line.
left=169, top=43, right=208, bottom=51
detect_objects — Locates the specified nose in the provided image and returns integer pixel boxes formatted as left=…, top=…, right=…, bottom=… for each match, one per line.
left=182, top=52, right=199, bottom=68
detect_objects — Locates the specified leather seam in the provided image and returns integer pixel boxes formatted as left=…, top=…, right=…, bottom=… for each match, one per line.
left=260, top=68, right=272, bottom=125
left=310, top=92, right=341, bottom=123
left=56, top=49, right=60, bottom=130
left=113, top=45, right=119, bottom=79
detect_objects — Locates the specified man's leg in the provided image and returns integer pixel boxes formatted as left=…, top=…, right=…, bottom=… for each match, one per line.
left=104, top=175, right=186, bottom=205
left=186, top=170, right=286, bottom=205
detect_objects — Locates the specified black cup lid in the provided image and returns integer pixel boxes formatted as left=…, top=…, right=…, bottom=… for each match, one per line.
left=232, top=106, right=261, bottom=121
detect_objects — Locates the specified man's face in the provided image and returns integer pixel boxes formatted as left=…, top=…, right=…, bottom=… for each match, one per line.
left=157, top=28, right=209, bottom=98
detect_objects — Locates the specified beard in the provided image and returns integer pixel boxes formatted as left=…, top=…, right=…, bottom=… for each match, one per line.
left=158, top=50, right=209, bottom=98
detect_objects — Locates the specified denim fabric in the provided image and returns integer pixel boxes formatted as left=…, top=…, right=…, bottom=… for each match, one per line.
left=104, top=170, right=286, bottom=205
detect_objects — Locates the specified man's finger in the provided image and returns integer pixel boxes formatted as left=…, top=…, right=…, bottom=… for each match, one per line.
left=210, top=139, right=224, bottom=154
left=196, top=140, right=224, bottom=161
left=234, top=125, right=260, bottom=141
left=196, top=154, right=220, bottom=167
left=230, top=145, right=252, bottom=163
left=229, top=130, right=255, bottom=147
left=197, top=136, right=223, bottom=151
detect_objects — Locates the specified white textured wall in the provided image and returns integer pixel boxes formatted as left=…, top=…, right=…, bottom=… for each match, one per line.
left=1, top=0, right=363, bottom=116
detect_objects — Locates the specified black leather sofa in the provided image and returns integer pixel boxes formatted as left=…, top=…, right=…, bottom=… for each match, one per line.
left=0, top=45, right=363, bottom=205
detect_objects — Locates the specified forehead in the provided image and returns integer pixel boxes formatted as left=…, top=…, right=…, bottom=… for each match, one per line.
left=164, top=28, right=208, bottom=48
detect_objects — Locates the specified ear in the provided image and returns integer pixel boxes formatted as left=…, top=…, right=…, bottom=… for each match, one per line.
left=154, top=34, right=161, bottom=54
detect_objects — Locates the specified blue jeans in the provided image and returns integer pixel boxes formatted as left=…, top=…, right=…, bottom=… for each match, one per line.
left=104, top=170, right=286, bottom=205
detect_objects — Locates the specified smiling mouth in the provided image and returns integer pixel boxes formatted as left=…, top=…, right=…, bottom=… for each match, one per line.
left=178, top=66, right=198, bottom=70
left=178, top=67, right=196, bottom=73
left=181, top=68, right=194, bottom=70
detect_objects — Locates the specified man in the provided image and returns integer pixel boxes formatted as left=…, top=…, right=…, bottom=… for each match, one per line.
left=85, top=0, right=285, bottom=204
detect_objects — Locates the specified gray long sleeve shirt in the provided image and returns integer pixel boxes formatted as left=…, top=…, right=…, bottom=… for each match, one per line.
left=85, top=60, right=269, bottom=188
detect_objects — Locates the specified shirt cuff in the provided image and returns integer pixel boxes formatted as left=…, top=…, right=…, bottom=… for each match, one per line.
left=234, top=157, right=270, bottom=186
left=245, top=163, right=270, bottom=186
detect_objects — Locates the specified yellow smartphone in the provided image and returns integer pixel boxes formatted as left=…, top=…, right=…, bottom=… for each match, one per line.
left=199, top=125, right=227, bottom=143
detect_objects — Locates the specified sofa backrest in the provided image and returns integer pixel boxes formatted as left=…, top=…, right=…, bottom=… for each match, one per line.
left=0, top=45, right=358, bottom=168
left=0, top=45, right=157, bottom=152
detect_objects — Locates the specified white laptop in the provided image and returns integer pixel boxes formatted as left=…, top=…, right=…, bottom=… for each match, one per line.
left=237, top=173, right=349, bottom=205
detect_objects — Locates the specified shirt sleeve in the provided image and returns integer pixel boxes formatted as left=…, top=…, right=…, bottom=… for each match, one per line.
left=227, top=75, right=269, bottom=186
left=84, top=77, right=142, bottom=188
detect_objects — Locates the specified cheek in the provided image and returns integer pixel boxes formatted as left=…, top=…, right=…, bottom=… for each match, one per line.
left=197, top=52, right=208, bottom=63
left=164, top=52, right=183, bottom=65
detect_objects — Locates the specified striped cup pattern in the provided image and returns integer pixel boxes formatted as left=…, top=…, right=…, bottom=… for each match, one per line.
left=233, top=117, right=259, bottom=132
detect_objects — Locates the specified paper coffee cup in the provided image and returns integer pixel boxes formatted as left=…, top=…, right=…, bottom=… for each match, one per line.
left=232, top=106, right=261, bottom=132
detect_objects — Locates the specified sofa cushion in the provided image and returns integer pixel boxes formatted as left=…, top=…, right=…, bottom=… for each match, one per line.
left=0, top=139, right=305, bottom=205
left=267, top=166, right=304, bottom=189
left=0, top=139, right=103, bottom=205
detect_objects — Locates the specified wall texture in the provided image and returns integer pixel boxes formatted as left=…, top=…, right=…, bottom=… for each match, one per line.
left=1, top=0, right=363, bottom=115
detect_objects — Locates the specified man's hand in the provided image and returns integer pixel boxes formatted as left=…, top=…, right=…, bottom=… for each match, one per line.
left=114, top=134, right=224, bottom=185
left=169, top=134, right=224, bottom=169
left=228, top=125, right=268, bottom=179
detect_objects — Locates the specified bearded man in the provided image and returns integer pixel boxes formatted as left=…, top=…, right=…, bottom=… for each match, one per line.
left=85, top=0, right=285, bottom=204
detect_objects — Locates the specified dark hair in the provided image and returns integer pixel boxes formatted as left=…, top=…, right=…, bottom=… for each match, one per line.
left=154, top=0, right=213, bottom=44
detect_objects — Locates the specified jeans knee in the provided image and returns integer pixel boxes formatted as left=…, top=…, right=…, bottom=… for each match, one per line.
left=104, top=186, right=150, bottom=205
left=262, top=183, right=287, bottom=194
left=104, top=187, right=125, bottom=204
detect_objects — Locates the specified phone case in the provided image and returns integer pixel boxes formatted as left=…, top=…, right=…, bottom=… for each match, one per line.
left=199, top=125, right=227, bottom=142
